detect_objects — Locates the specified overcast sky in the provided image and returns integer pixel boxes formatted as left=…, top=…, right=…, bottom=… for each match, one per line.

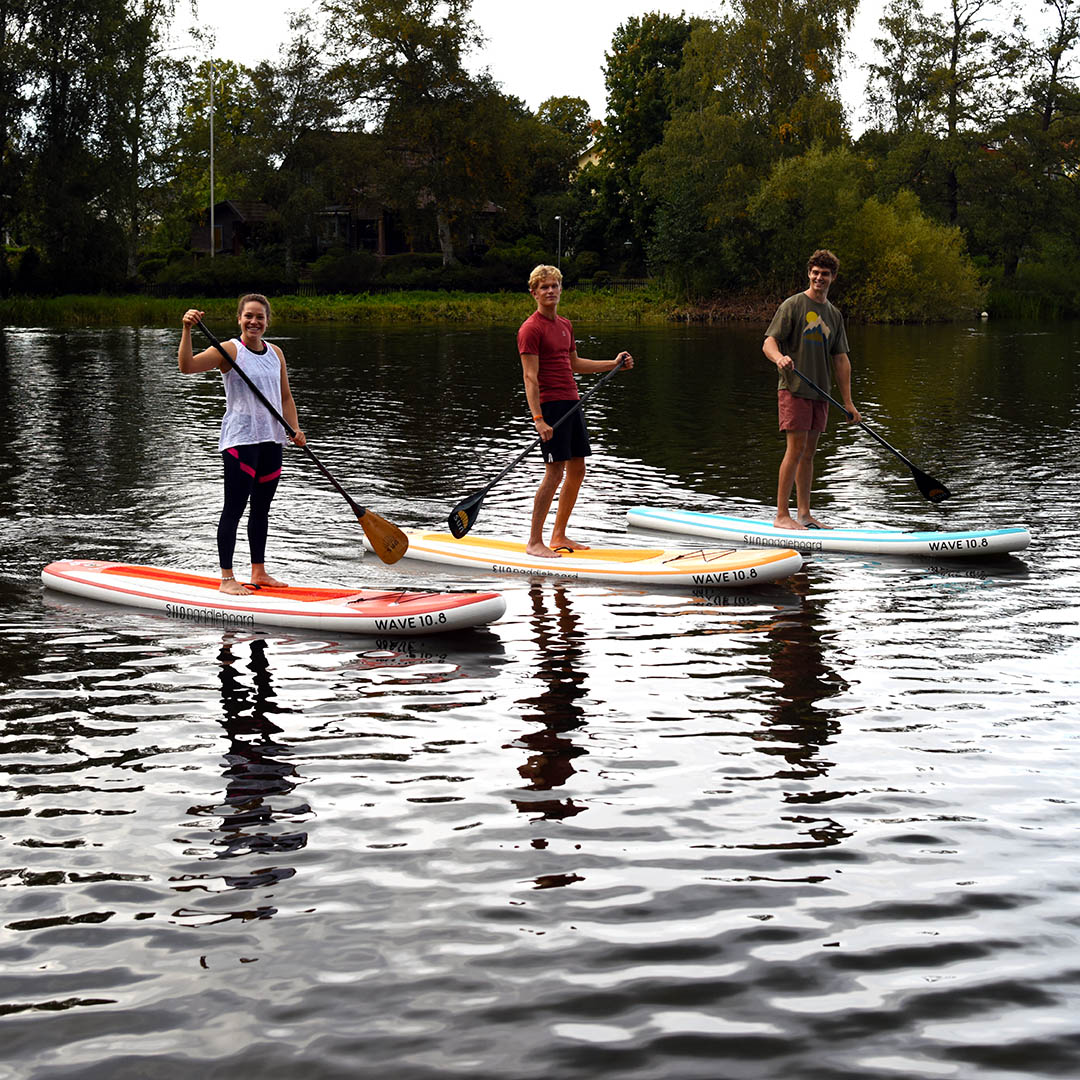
left=176, top=1, right=894, bottom=131
left=177, top=0, right=1058, bottom=136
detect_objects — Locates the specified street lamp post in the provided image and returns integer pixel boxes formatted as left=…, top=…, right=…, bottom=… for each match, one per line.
left=209, top=58, right=215, bottom=258
left=555, top=215, right=562, bottom=270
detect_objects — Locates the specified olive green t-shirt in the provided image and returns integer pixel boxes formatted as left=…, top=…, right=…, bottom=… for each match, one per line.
left=765, top=292, right=850, bottom=399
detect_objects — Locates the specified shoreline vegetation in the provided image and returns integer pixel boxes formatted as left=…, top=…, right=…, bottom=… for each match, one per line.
left=0, top=289, right=946, bottom=329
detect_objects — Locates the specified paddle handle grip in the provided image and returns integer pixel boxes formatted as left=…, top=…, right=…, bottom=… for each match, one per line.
left=195, top=319, right=369, bottom=520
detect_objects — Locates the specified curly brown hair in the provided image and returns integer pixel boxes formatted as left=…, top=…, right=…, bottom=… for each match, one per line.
left=807, top=249, right=839, bottom=275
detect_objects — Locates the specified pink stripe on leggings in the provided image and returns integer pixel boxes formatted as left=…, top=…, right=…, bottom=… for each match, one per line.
left=258, top=468, right=282, bottom=483
left=225, top=447, right=256, bottom=478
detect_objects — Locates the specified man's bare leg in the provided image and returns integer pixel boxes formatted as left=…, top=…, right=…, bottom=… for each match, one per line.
left=775, top=431, right=811, bottom=530
left=794, top=432, right=824, bottom=527
left=549, top=458, right=590, bottom=550
left=527, top=462, right=565, bottom=557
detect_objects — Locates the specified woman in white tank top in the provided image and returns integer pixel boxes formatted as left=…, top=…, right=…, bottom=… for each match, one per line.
left=177, top=294, right=306, bottom=595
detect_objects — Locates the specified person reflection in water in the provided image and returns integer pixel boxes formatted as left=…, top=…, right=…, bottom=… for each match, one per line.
left=510, top=583, right=589, bottom=822
left=179, top=638, right=310, bottom=919
left=214, top=638, right=309, bottom=863
left=764, top=577, right=847, bottom=839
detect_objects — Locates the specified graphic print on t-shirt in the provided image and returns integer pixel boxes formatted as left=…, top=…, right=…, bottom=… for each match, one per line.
left=803, top=310, right=831, bottom=346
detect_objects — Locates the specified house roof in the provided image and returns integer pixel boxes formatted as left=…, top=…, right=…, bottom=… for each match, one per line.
left=217, top=201, right=273, bottom=222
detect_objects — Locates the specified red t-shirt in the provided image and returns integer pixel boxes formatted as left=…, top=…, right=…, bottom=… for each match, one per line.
left=517, top=310, right=579, bottom=402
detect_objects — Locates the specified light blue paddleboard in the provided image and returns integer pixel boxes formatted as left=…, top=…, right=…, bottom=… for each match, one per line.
left=626, top=507, right=1031, bottom=558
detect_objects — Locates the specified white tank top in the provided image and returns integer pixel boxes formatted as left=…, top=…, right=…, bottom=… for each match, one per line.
left=218, top=338, right=287, bottom=451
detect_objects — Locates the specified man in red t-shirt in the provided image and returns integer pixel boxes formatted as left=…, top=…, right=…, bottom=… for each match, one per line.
left=517, top=264, right=633, bottom=557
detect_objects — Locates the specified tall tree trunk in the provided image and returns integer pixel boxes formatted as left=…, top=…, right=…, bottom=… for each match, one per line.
left=436, top=207, right=458, bottom=265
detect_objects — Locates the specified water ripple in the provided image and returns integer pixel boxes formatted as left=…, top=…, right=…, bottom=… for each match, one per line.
left=1, top=323, right=1079, bottom=1079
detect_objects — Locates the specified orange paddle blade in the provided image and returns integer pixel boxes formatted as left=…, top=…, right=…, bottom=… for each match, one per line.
left=359, top=508, right=409, bottom=564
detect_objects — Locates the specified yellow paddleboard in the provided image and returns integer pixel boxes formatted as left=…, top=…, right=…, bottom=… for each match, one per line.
left=392, top=532, right=802, bottom=587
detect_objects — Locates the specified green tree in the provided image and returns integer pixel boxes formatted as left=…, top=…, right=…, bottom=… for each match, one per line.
left=163, top=58, right=266, bottom=250
left=640, top=0, right=856, bottom=293
left=866, top=0, right=1025, bottom=223
left=594, top=12, right=696, bottom=267
left=745, top=144, right=983, bottom=318
left=0, top=0, right=32, bottom=279
left=959, top=0, right=1080, bottom=277
left=97, top=0, right=182, bottom=279
left=746, top=144, right=869, bottom=278
left=24, top=0, right=132, bottom=290
left=865, top=0, right=943, bottom=133
left=536, top=95, right=593, bottom=159
left=1025, top=0, right=1080, bottom=130
left=321, top=0, right=541, bottom=265
left=249, top=12, right=345, bottom=270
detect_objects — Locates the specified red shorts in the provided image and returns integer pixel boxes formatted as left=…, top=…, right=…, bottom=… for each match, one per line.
left=778, top=389, right=827, bottom=433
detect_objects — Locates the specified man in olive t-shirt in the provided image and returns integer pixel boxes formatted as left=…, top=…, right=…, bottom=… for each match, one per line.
left=762, top=249, right=861, bottom=530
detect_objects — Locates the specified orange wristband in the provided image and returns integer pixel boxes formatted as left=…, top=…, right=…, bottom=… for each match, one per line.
left=532, top=414, right=543, bottom=421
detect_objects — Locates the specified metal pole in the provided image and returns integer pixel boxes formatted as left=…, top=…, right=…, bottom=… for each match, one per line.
left=555, top=215, right=562, bottom=270
left=209, top=58, right=215, bottom=258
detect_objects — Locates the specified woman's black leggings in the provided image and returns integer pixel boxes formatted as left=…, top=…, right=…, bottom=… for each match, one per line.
left=217, top=442, right=283, bottom=570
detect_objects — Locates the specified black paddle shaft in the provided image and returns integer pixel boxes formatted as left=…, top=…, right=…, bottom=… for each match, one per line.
left=195, top=319, right=371, bottom=520
left=792, top=362, right=951, bottom=502
left=448, top=354, right=630, bottom=536
left=793, top=365, right=919, bottom=469
left=491, top=354, right=629, bottom=489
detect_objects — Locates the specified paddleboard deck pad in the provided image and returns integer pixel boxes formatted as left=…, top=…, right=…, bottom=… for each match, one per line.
left=627, top=507, right=1031, bottom=558
left=389, top=532, right=802, bottom=586
left=42, top=560, right=505, bottom=635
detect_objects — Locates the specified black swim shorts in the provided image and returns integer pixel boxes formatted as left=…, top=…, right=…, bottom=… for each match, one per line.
left=538, top=399, right=592, bottom=463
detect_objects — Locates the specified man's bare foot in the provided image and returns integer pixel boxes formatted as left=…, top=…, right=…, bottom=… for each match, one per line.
left=550, top=536, right=590, bottom=551
left=526, top=541, right=562, bottom=558
left=250, top=572, right=287, bottom=588
left=219, top=578, right=250, bottom=595
left=797, top=514, right=826, bottom=529
left=773, top=514, right=805, bottom=531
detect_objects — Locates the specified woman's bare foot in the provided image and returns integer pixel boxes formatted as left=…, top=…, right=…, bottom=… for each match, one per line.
left=526, top=541, right=562, bottom=558
left=219, top=577, right=249, bottom=595
left=250, top=572, right=287, bottom=588
left=797, top=514, right=826, bottom=529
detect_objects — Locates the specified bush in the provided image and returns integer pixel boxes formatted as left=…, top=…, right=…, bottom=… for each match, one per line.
left=379, top=252, right=445, bottom=287
left=154, top=253, right=295, bottom=297
left=139, top=256, right=167, bottom=281
left=310, top=250, right=380, bottom=291
left=12, top=246, right=45, bottom=294
left=984, top=244, right=1080, bottom=319
left=842, top=191, right=986, bottom=321
left=568, top=250, right=601, bottom=281
left=747, top=146, right=985, bottom=320
left=481, top=235, right=550, bottom=289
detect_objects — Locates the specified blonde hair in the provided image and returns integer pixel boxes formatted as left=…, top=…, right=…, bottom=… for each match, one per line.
left=237, top=293, right=272, bottom=325
left=528, top=264, right=562, bottom=291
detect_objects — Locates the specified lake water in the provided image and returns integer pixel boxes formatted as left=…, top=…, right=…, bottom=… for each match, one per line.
left=1, top=316, right=1078, bottom=1080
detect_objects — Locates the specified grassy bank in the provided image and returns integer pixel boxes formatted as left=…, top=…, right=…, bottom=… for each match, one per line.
left=0, top=288, right=694, bottom=328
